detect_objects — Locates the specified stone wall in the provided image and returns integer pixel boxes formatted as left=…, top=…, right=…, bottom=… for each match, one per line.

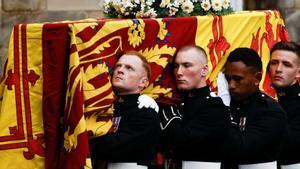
left=278, top=0, right=300, bottom=43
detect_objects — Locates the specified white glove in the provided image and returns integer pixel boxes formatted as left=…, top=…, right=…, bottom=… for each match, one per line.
left=137, top=94, right=159, bottom=113
left=217, top=72, right=231, bottom=106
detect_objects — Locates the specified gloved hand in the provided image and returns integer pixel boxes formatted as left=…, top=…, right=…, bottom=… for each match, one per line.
left=137, top=94, right=159, bottom=113
left=159, top=105, right=182, bottom=130
left=217, top=72, right=231, bottom=106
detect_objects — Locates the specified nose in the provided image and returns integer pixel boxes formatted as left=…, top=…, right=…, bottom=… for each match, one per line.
left=275, top=63, right=282, bottom=73
left=228, top=80, right=236, bottom=91
left=175, top=66, right=183, bottom=77
left=115, top=66, right=124, bottom=74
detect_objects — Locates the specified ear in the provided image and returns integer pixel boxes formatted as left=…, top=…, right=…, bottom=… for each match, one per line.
left=138, top=76, right=149, bottom=90
left=201, top=64, right=209, bottom=77
left=254, top=72, right=262, bottom=86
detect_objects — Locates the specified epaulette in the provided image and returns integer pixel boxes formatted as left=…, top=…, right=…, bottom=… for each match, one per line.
left=258, top=93, right=270, bottom=104
left=118, top=97, right=124, bottom=103
left=259, top=93, right=282, bottom=111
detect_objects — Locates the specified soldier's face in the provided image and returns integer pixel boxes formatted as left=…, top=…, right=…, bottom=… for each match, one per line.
left=225, top=61, right=261, bottom=101
left=112, top=54, right=148, bottom=95
left=269, top=50, right=300, bottom=88
left=173, top=49, right=208, bottom=91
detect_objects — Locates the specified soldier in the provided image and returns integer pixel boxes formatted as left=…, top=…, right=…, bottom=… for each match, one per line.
left=224, top=48, right=287, bottom=169
left=268, top=41, right=300, bottom=169
left=159, top=45, right=231, bottom=169
left=91, top=51, right=161, bottom=169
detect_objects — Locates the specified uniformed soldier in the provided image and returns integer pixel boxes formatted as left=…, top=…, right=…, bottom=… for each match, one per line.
left=91, top=51, right=161, bottom=169
left=268, top=41, right=300, bottom=169
left=224, top=48, right=287, bottom=169
left=159, top=45, right=231, bottom=169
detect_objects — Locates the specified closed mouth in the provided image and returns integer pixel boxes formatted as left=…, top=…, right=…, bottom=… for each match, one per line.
left=115, top=76, right=123, bottom=80
left=274, top=76, right=283, bottom=81
left=177, top=79, right=186, bottom=83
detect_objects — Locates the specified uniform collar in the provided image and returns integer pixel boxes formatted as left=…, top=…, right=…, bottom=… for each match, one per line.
left=183, top=86, right=210, bottom=98
left=231, top=90, right=263, bottom=106
left=275, top=82, right=300, bottom=98
left=115, top=94, right=140, bottom=110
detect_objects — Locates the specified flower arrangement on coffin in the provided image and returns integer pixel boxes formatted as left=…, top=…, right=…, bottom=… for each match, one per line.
left=101, top=0, right=234, bottom=18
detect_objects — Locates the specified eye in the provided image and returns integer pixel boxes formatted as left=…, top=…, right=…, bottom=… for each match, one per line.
left=173, top=63, right=179, bottom=69
left=283, top=61, right=292, bottom=68
left=182, top=63, right=192, bottom=68
left=232, top=75, right=242, bottom=83
left=115, top=64, right=122, bottom=68
left=269, top=60, right=278, bottom=65
left=125, top=65, right=134, bottom=71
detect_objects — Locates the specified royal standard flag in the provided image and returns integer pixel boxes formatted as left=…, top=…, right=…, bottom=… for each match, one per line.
left=0, top=10, right=288, bottom=169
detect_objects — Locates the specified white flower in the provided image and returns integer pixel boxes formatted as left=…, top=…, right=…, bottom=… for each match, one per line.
left=113, top=3, right=123, bottom=13
left=140, top=3, right=145, bottom=11
left=134, top=0, right=140, bottom=4
left=160, top=0, right=171, bottom=8
left=174, top=0, right=184, bottom=5
left=102, top=0, right=232, bottom=18
left=167, top=1, right=180, bottom=8
left=168, top=6, right=178, bottom=16
left=103, top=3, right=110, bottom=12
left=201, top=0, right=211, bottom=11
left=143, top=8, right=157, bottom=18
left=181, top=0, right=194, bottom=14
left=145, top=0, right=154, bottom=6
left=123, top=1, right=134, bottom=9
left=223, top=0, right=230, bottom=9
left=120, top=6, right=126, bottom=13
left=211, top=0, right=222, bottom=11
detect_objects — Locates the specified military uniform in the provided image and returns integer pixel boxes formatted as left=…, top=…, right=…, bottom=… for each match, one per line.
left=227, top=90, right=287, bottom=169
left=91, top=94, right=161, bottom=169
left=160, top=86, right=231, bottom=169
left=275, top=82, right=300, bottom=168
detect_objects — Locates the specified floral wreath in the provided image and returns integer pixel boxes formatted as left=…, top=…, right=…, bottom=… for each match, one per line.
left=101, top=0, right=234, bottom=18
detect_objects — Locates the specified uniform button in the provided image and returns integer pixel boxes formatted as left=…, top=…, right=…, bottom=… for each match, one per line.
left=206, top=96, right=210, bottom=99
left=237, top=107, right=240, bottom=110
left=298, top=93, right=300, bottom=96
left=261, top=94, right=265, bottom=97
left=181, top=103, right=184, bottom=106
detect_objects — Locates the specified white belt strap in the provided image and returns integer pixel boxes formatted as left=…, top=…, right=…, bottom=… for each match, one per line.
left=239, top=161, right=277, bottom=169
left=182, top=161, right=221, bottom=169
left=281, top=163, right=300, bottom=169
left=107, top=162, right=147, bottom=169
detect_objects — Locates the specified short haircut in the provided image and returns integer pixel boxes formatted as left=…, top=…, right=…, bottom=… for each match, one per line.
left=120, top=50, right=151, bottom=79
left=174, top=45, right=208, bottom=64
left=226, top=48, right=262, bottom=73
left=271, top=41, right=300, bottom=65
